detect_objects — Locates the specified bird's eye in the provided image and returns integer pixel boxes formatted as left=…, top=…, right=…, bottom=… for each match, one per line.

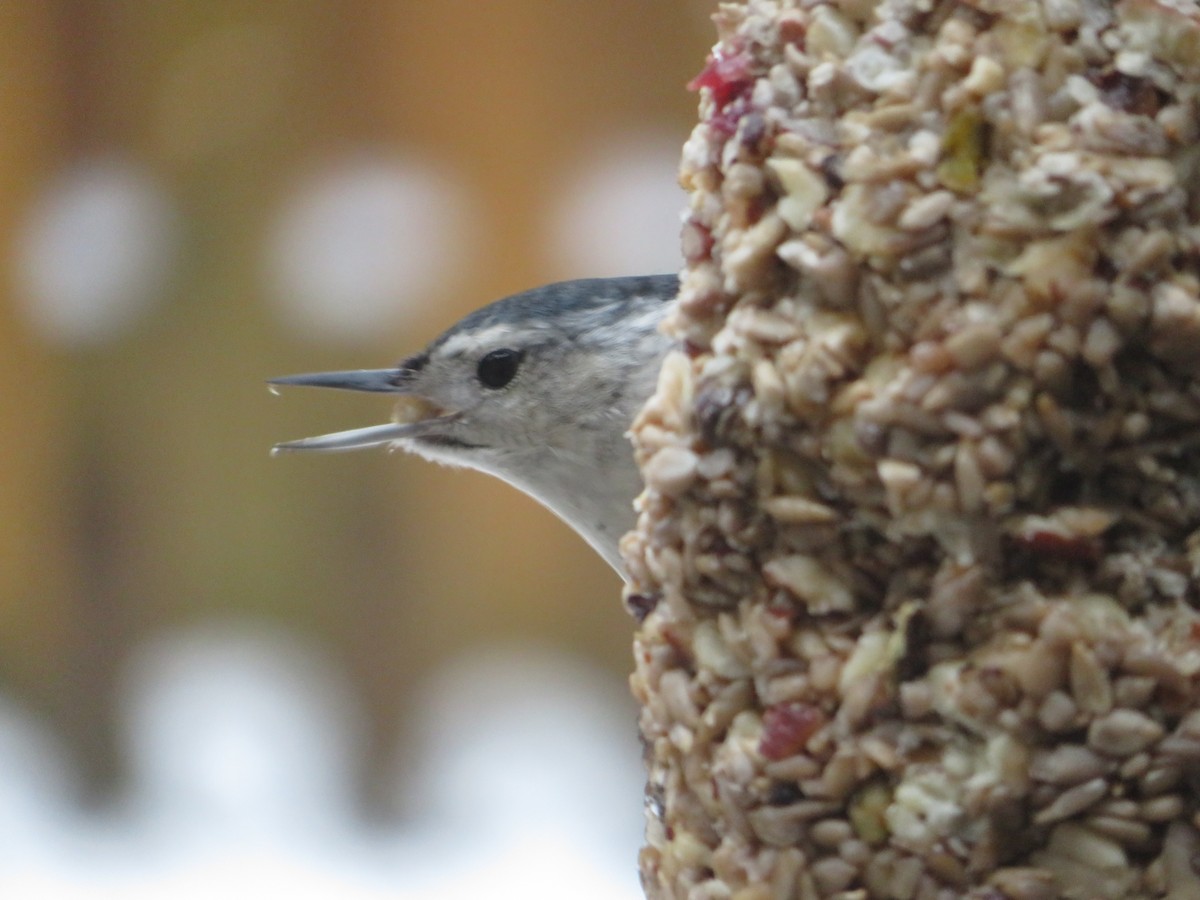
left=476, top=348, right=523, bottom=389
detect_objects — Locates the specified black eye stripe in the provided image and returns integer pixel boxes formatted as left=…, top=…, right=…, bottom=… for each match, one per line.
left=476, top=348, right=523, bottom=389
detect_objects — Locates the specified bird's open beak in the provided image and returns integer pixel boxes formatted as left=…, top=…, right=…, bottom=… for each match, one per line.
left=268, top=369, right=453, bottom=454
left=268, top=369, right=406, bottom=393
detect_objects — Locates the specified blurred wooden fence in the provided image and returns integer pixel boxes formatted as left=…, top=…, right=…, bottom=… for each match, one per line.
left=0, top=1, right=708, bottom=805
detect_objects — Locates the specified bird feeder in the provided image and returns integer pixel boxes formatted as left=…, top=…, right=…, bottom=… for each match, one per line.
left=625, top=1, right=1200, bottom=896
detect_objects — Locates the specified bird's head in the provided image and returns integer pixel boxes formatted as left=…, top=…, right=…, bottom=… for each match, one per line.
left=271, top=275, right=678, bottom=571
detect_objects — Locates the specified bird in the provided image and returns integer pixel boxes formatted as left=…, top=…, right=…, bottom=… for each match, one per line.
left=271, top=274, right=678, bottom=575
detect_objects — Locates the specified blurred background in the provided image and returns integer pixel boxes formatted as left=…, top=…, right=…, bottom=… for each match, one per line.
left=0, top=2, right=712, bottom=895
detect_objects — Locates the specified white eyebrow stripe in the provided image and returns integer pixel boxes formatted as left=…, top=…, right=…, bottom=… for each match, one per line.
left=437, top=324, right=527, bottom=358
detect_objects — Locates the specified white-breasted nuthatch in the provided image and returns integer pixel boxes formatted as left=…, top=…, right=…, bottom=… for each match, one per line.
left=271, top=275, right=678, bottom=574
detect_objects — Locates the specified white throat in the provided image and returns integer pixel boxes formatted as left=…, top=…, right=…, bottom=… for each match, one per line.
left=405, top=438, right=638, bottom=575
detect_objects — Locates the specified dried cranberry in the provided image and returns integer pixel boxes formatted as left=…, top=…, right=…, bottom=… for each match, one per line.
left=759, top=702, right=825, bottom=761
left=1013, top=528, right=1101, bottom=563
left=766, top=602, right=796, bottom=621
left=778, top=14, right=807, bottom=47
left=688, top=47, right=755, bottom=109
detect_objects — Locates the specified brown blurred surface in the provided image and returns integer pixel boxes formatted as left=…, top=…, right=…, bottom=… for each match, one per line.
left=0, top=1, right=710, bottom=806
